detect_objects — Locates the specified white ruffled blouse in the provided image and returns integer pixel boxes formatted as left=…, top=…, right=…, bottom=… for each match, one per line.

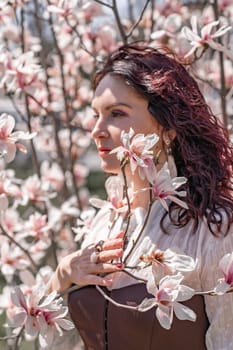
left=82, top=200, right=233, bottom=350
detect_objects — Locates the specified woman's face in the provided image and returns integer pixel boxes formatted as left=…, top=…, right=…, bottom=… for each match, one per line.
left=91, top=74, right=163, bottom=174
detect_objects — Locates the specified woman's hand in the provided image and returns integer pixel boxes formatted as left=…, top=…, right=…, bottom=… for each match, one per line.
left=48, top=231, right=124, bottom=293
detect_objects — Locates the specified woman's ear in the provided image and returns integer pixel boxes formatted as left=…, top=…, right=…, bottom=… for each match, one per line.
left=162, top=129, right=176, bottom=144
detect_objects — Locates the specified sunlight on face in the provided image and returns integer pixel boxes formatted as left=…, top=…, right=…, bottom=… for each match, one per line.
left=91, top=74, right=163, bottom=174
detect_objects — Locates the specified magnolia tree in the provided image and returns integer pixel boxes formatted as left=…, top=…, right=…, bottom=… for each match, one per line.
left=0, top=0, right=232, bottom=349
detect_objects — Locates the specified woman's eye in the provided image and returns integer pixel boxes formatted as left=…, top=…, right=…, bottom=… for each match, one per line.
left=110, top=110, right=126, bottom=117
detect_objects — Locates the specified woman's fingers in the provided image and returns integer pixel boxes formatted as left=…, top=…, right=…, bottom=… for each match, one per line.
left=101, top=231, right=125, bottom=251
left=94, top=262, right=124, bottom=274
left=82, top=274, right=113, bottom=287
left=98, top=248, right=123, bottom=262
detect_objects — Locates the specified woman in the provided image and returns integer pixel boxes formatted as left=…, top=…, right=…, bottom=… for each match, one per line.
left=49, top=44, right=233, bottom=349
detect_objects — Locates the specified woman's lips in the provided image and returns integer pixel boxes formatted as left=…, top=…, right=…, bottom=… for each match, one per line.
left=98, top=147, right=112, bottom=156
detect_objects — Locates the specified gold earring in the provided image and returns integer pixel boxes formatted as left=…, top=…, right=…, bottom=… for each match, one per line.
left=164, top=138, right=177, bottom=178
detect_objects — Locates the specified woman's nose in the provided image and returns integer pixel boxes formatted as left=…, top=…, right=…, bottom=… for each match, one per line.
left=91, top=118, right=109, bottom=139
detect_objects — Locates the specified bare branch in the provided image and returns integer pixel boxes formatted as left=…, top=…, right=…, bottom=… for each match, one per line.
left=93, top=0, right=113, bottom=9
left=0, top=224, right=38, bottom=272
left=112, top=0, right=127, bottom=44
left=126, top=0, right=151, bottom=40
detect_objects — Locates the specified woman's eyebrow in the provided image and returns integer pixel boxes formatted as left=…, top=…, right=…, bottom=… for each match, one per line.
left=91, top=102, right=132, bottom=111
left=105, top=102, right=132, bottom=110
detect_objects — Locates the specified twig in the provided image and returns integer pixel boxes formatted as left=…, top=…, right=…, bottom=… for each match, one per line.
left=0, top=224, right=38, bottom=272
left=112, top=0, right=127, bottom=44
left=96, top=285, right=137, bottom=310
left=120, top=161, right=132, bottom=248
left=33, top=0, right=69, bottom=186
left=123, top=188, right=153, bottom=264
left=93, top=0, right=113, bottom=9
left=7, top=94, right=27, bottom=123
left=64, top=18, right=102, bottom=63
left=150, top=0, right=156, bottom=36
left=126, top=0, right=151, bottom=39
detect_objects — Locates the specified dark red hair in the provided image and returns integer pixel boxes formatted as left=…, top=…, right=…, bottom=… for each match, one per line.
left=93, top=44, right=233, bottom=235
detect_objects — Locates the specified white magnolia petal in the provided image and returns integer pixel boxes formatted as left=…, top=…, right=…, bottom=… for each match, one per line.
left=214, top=280, right=231, bottom=295
left=156, top=305, right=172, bottom=330
left=201, top=20, right=219, bottom=38
left=56, top=318, right=74, bottom=330
left=89, top=197, right=108, bottom=209
left=138, top=298, right=156, bottom=312
left=25, top=315, right=39, bottom=337
left=11, top=310, right=27, bottom=327
left=174, top=302, right=196, bottom=321
left=167, top=195, right=188, bottom=209
left=177, top=285, right=195, bottom=302
left=146, top=277, right=157, bottom=296
left=219, top=253, right=233, bottom=275
left=4, top=143, right=16, bottom=163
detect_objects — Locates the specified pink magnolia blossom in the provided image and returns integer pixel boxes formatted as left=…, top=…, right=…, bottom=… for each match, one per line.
left=0, top=113, right=36, bottom=163
left=151, top=13, right=182, bottom=40
left=182, top=16, right=232, bottom=59
left=22, top=174, right=55, bottom=204
left=215, top=253, right=233, bottom=294
left=0, top=241, right=29, bottom=282
left=140, top=247, right=196, bottom=284
left=28, top=240, right=51, bottom=263
left=80, top=1, right=102, bottom=22
left=24, top=212, right=51, bottom=242
left=1, top=51, right=42, bottom=93
left=90, top=175, right=131, bottom=219
left=73, top=207, right=96, bottom=242
left=145, top=162, right=188, bottom=211
left=41, top=161, right=64, bottom=192
left=47, top=0, right=77, bottom=18
left=72, top=163, right=89, bottom=187
left=19, top=267, right=54, bottom=295
left=139, top=273, right=196, bottom=329
left=95, top=25, right=118, bottom=53
left=0, top=286, right=15, bottom=318
left=110, top=128, right=159, bottom=178
left=10, top=285, right=74, bottom=347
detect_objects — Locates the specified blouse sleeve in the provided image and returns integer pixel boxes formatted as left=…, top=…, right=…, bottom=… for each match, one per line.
left=199, top=223, right=233, bottom=350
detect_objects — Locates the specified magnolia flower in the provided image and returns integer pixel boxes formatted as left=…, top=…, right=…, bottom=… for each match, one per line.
left=81, top=1, right=102, bottom=21
left=214, top=253, right=233, bottom=294
left=22, top=174, right=55, bottom=203
left=0, top=286, right=16, bottom=320
left=90, top=175, right=129, bottom=214
left=139, top=274, right=196, bottom=329
left=146, top=162, right=188, bottom=211
left=41, top=161, right=64, bottom=192
left=0, top=241, right=29, bottom=282
left=47, top=0, right=77, bottom=18
left=182, top=16, right=232, bottom=58
left=140, top=247, right=196, bottom=284
left=73, top=207, right=96, bottom=242
left=19, top=267, right=54, bottom=294
left=110, top=128, right=159, bottom=178
left=1, top=51, right=42, bottom=93
left=24, top=213, right=51, bottom=242
left=10, top=285, right=74, bottom=347
left=0, top=114, right=36, bottom=163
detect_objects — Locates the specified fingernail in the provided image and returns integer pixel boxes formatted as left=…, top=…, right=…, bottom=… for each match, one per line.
left=104, top=278, right=113, bottom=285
left=116, top=263, right=124, bottom=269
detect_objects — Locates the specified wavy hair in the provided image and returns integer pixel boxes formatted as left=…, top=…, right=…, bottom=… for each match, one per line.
left=93, top=44, right=233, bottom=235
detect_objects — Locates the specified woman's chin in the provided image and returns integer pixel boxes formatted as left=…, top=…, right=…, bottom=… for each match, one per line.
left=100, top=160, right=120, bottom=174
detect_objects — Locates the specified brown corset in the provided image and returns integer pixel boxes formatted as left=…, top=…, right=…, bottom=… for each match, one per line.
left=68, top=283, right=209, bottom=350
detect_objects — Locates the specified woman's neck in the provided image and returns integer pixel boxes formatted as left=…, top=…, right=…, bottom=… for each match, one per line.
left=129, top=174, right=150, bottom=210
